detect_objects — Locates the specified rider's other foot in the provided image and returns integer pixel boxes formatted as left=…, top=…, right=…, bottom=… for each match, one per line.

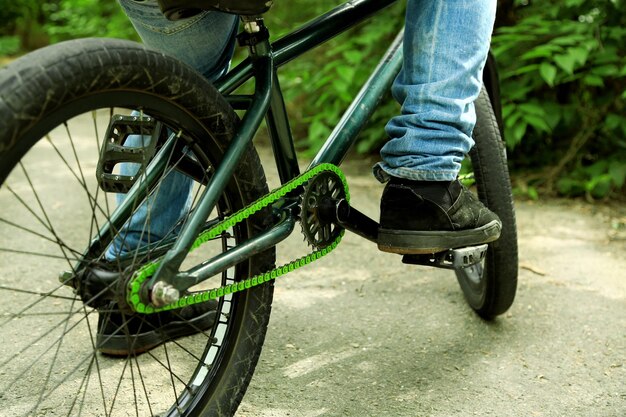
left=377, top=177, right=501, bottom=254
left=96, top=300, right=217, bottom=356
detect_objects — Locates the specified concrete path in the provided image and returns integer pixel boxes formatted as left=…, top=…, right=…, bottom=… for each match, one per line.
left=236, top=153, right=626, bottom=417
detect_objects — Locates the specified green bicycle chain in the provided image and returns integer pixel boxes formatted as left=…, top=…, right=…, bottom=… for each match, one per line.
left=127, top=163, right=350, bottom=314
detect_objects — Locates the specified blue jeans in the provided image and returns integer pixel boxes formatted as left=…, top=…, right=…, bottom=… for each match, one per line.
left=376, top=0, right=496, bottom=182
left=108, top=0, right=496, bottom=258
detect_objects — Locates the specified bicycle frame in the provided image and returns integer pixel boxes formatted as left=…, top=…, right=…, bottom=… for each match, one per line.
left=136, top=0, right=404, bottom=296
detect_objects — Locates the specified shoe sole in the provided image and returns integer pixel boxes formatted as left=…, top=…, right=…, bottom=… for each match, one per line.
left=377, top=220, right=502, bottom=255
left=97, top=310, right=217, bottom=357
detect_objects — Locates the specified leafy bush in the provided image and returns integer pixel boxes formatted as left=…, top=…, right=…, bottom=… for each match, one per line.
left=42, top=0, right=138, bottom=42
left=492, top=0, right=625, bottom=198
left=268, top=1, right=405, bottom=155
left=2, top=0, right=623, bottom=199
left=0, top=0, right=137, bottom=54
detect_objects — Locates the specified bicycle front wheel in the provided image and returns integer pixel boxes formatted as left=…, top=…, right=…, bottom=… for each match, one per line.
left=0, top=38, right=274, bottom=416
left=455, top=87, right=518, bottom=318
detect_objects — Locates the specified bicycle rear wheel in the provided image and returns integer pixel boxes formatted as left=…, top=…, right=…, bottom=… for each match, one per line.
left=455, top=87, right=518, bottom=318
left=0, top=38, right=274, bottom=416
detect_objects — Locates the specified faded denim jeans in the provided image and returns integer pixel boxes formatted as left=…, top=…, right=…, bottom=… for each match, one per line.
left=107, top=0, right=496, bottom=258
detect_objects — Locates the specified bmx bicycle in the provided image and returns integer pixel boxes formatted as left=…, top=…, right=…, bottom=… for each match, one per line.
left=0, top=0, right=517, bottom=415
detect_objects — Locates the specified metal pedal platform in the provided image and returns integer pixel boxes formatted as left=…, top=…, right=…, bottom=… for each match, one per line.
left=96, top=115, right=162, bottom=193
left=402, top=244, right=488, bottom=270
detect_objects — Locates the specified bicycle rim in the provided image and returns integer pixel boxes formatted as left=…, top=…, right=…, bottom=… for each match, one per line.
left=0, top=91, right=252, bottom=416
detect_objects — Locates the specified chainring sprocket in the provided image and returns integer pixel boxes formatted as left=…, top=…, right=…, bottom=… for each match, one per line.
left=300, top=170, right=347, bottom=249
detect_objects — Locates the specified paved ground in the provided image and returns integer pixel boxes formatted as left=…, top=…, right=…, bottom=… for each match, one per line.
left=1, top=119, right=623, bottom=416
left=235, top=152, right=626, bottom=417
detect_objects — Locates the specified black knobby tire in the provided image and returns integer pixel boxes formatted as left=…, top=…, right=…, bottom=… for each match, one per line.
left=455, top=88, right=518, bottom=318
left=0, top=38, right=274, bottom=416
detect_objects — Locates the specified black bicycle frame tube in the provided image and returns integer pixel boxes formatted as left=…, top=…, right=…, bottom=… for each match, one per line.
left=148, top=50, right=274, bottom=288
left=175, top=215, right=296, bottom=292
left=265, top=69, right=300, bottom=183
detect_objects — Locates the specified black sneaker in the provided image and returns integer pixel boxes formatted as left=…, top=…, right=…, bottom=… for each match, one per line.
left=378, top=177, right=501, bottom=254
left=96, top=300, right=218, bottom=356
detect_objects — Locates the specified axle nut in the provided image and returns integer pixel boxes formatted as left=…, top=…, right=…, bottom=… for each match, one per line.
left=151, top=281, right=180, bottom=307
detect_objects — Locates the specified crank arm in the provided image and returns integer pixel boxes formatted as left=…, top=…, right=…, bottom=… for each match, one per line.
left=333, top=199, right=379, bottom=243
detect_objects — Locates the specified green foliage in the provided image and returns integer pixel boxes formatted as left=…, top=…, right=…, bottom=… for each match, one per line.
left=0, top=36, right=21, bottom=56
left=43, top=0, right=138, bottom=42
left=557, top=158, right=626, bottom=199
left=492, top=0, right=625, bottom=198
left=1, top=0, right=623, bottom=199
left=269, top=1, right=405, bottom=154
left=0, top=0, right=137, bottom=55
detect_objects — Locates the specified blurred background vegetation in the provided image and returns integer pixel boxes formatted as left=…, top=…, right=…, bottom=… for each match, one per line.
left=0, top=0, right=624, bottom=199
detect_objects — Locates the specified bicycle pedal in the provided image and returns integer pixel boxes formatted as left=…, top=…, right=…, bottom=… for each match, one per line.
left=402, top=244, right=488, bottom=270
left=96, top=115, right=162, bottom=193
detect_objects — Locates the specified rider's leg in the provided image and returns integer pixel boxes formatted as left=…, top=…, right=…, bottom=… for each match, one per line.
left=106, top=0, right=238, bottom=260
left=376, top=0, right=501, bottom=254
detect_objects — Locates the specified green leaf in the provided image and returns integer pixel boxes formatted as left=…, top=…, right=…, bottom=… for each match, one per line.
left=501, top=103, right=516, bottom=119
left=554, top=54, right=577, bottom=75
left=343, top=50, right=363, bottom=64
left=605, top=114, right=624, bottom=131
left=520, top=44, right=563, bottom=60
left=540, top=102, right=562, bottom=130
left=569, top=47, right=590, bottom=66
left=583, top=75, right=605, bottom=87
left=591, top=65, right=619, bottom=77
left=505, top=111, right=522, bottom=129
left=557, top=178, right=585, bottom=196
left=502, top=64, right=540, bottom=79
left=510, top=121, right=528, bottom=148
left=308, top=119, right=330, bottom=144
left=517, top=103, right=545, bottom=116
left=336, top=66, right=355, bottom=83
left=586, top=174, right=613, bottom=199
left=539, top=62, right=557, bottom=86
left=549, top=34, right=588, bottom=47
left=523, top=114, right=552, bottom=133
left=609, top=161, right=626, bottom=188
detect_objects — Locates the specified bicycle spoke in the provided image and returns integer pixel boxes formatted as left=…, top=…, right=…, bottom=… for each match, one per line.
left=93, top=110, right=114, bottom=242
left=0, top=246, right=84, bottom=262
left=0, top=285, right=76, bottom=301
left=0, top=260, right=119, bottom=330
left=65, top=354, right=95, bottom=417
left=44, top=133, right=110, bottom=242
left=21, top=351, right=95, bottom=416
left=107, top=348, right=132, bottom=416
left=33, top=296, right=79, bottom=411
left=17, top=163, right=76, bottom=271
left=133, top=354, right=156, bottom=417
left=3, top=187, right=83, bottom=265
